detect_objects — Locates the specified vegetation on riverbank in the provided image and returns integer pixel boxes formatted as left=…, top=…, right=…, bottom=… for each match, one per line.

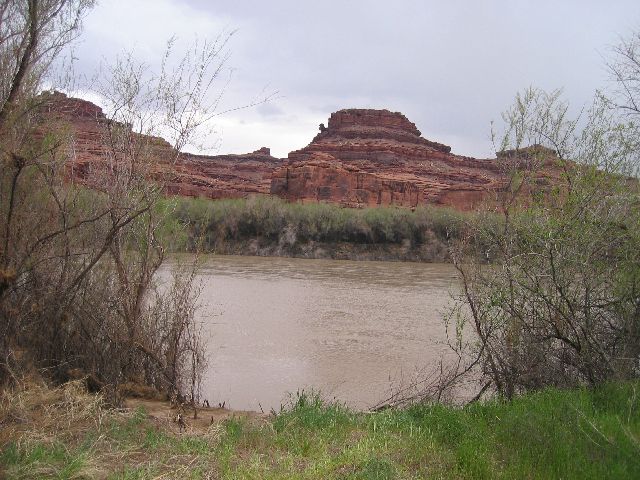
left=159, top=195, right=476, bottom=262
left=2, top=380, right=639, bottom=479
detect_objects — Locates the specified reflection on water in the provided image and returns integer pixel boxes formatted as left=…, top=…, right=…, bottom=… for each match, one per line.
left=165, top=255, right=460, bottom=411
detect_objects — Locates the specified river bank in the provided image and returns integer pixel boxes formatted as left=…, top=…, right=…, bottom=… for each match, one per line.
left=2, top=381, right=638, bottom=479
left=194, top=238, right=452, bottom=262
left=159, top=196, right=479, bottom=263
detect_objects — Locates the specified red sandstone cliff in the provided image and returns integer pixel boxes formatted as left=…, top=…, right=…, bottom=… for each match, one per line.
left=37, top=91, right=283, bottom=199
left=169, top=148, right=281, bottom=199
left=271, top=109, right=564, bottom=210
left=39, top=93, right=563, bottom=210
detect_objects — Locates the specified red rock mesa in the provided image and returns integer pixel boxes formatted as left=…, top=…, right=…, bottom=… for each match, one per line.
left=40, top=93, right=563, bottom=210
left=271, top=109, right=563, bottom=210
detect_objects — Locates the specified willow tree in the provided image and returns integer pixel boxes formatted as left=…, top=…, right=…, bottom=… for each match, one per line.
left=0, top=0, right=230, bottom=404
left=445, top=44, right=640, bottom=400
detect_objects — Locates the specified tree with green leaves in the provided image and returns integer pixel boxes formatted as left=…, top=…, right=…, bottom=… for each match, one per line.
left=0, top=0, right=231, bottom=404
left=444, top=38, right=640, bottom=400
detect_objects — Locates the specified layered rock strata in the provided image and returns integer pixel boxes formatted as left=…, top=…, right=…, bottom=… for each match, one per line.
left=40, top=93, right=563, bottom=210
left=169, top=148, right=281, bottom=199
left=271, top=109, right=563, bottom=210
left=38, top=91, right=283, bottom=199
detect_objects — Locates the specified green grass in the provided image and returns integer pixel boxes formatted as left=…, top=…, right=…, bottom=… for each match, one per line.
left=0, top=441, right=90, bottom=479
left=2, top=382, right=639, bottom=479
left=202, top=384, right=640, bottom=479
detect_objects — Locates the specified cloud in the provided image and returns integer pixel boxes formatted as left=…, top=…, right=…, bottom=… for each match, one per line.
left=72, top=0, right=640, bottom=158
left=256, top=103, right=285, bottom=118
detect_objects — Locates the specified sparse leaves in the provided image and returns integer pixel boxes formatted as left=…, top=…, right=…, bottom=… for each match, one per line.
left=452, top=77, right=640, bottom=399
left=0, top=0, right=218, bottom=405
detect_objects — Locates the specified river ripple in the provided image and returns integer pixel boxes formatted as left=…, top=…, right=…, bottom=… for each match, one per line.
left=165, top=255, right=460, bottom=411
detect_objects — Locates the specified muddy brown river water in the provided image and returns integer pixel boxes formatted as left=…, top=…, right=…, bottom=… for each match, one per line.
left=165, top=255, right=460, bottom=411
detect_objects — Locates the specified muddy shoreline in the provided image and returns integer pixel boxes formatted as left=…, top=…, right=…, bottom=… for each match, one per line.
left=197, top=238, right=453, bottom=263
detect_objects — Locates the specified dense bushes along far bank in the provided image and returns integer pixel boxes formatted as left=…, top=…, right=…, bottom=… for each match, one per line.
left=158, top=196, right=477, bottom=262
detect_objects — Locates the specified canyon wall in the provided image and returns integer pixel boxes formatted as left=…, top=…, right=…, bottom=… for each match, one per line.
left=41, top=92, right=563, bottom=210
left=272, top=109, right=564, bottom=210
left=38, top=91, right=283, bottom=199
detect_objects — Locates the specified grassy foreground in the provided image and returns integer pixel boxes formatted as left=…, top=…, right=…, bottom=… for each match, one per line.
left=1, top=382, right=639, bottom=479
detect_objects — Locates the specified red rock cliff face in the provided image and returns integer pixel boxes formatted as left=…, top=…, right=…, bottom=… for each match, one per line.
left=40, top=94, right=563, bottom=210
left=169, top=148, right=281, bottom=199
left=271, top=109, right=562, bottom=210
left=38, top=91, right=283, bottom=199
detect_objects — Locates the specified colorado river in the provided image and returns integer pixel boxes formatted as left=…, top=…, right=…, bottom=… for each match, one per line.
left=166, top=255, right=460, bottom=411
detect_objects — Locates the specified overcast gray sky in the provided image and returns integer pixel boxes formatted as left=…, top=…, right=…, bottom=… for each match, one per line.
left=73, top=0, right=640, bottom=158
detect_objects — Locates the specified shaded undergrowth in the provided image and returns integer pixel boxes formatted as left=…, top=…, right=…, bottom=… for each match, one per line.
left=2, top=382, right=639, bottom=479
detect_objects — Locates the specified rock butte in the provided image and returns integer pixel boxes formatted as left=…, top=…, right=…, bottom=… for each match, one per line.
left=39, top=92, right=564, bottom=211
left=272, top=109, right=565, bottom=210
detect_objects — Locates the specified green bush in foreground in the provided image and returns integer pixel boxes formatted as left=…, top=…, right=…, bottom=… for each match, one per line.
left=2, top=382, right=639, bottom=479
